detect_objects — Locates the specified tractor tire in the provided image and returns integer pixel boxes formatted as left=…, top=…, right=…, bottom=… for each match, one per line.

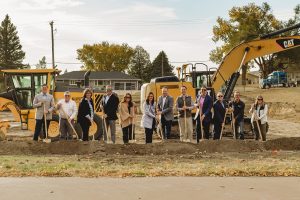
left=75, top=113, right=103, bottom=140
left=48, top=114, right=60, bottom=139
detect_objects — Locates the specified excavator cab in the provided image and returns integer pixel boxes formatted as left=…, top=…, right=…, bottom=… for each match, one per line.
left=1, top=69, right=59, bottom=109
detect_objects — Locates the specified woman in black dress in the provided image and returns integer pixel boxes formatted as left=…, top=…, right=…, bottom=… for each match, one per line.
left=77, top=88, right=94, bottom=141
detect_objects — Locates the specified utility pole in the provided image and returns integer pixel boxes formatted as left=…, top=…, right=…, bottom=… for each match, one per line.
left=49, top=21, right=55, bottom=69
left=161, top=51, right=164, bottom=76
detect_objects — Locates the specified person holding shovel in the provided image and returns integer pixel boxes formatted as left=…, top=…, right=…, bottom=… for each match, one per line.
left=176, top=86, right=194, bottom=142
left=141, top=92, right=157, bottom=144
left=229, top=91, right=245, bottom=140
left=119, top=93, right=136, bottom=144
left=100, top=85, right=119, bottom=144
left=77, top=88, right=94, bottom=141
left=249, top=95, right=268, bottom=141
left=56, top=91, right=78, bottom=140
left=194, top=87, right=212, bottom=142
left=157, top=86, right=174, bottom=140
left=32, top=84, right=55, bottom=141
left=213, top=92, right=228, bottom=140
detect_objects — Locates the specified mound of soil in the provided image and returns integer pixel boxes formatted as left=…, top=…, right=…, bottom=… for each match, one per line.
left=268, top=102, right=296, bottom=117
left=0, top=138, right=299, bottom=156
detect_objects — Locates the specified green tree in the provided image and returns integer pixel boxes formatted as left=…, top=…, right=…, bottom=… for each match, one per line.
left=0, top=14, right=25, bottom=69
left=77, top=42, right=134, bottom=72
left=151, top=51, right=174, bottom=79
left=209, top=3, right=282, bottom=78
left=36, top=56, right=47, bottom=69
left=128, top=46, right=152, bottom=83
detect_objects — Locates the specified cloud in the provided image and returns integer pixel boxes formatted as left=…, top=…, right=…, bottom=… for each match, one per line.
left=17, top=0, right=84, bottom=11
left=103, top=2, right=177, bottom=19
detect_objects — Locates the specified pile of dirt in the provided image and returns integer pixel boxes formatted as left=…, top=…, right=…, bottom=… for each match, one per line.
left=268, top=102, right=296, bottom=118
left=0, top=138, right=299, bottom=156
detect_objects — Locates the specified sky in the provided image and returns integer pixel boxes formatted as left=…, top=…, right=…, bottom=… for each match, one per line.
left=0, top=0, right=299, bottom=72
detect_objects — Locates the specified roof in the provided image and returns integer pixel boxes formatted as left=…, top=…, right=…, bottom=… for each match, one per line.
left=56, top=71, right=141, bottom=81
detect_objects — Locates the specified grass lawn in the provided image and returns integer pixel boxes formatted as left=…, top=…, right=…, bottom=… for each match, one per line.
left=0, top=151, right=300, bottom=177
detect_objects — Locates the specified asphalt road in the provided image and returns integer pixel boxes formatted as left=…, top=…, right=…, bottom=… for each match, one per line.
left=0, top=177, right=299, bottom=200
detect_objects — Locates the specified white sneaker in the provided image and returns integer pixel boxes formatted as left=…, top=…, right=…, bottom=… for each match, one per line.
left=186, top=139, right=191, bottom=143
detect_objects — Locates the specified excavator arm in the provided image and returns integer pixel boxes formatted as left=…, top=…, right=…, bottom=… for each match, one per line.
left=211, top=35, right=300, bottom=93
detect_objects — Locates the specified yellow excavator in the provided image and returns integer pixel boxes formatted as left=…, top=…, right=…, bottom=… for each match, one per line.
left=141, top=23, right=300, bottom=135
left=0, top=69, right=104, bottom=139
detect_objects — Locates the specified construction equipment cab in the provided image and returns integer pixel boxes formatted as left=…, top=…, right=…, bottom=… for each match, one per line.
left=0, top=69, right=105, bottom=139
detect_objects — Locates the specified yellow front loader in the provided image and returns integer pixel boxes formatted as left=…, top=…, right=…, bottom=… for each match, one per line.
left=0, top=69, right=105, bottom=139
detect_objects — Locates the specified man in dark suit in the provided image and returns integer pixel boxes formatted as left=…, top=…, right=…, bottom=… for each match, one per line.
left=157, top=86, right=174, bottom=139
left=195, top=87, right=212, bottom=142
left=213, top=92, right=227, bottom=140
left=101, top=85, right=119, bottom=143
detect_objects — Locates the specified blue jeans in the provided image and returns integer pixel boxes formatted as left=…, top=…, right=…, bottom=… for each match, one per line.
left=234, top=120, right=244, bottom=139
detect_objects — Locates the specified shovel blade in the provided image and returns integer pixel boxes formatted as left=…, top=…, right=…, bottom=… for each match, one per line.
left=43, top=138, right=51, bottom=143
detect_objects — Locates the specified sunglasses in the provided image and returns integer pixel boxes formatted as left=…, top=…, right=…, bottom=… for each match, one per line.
left=126, top=96, right=131, bottom=99
left=218, top=95, right=223, bottom=97
left=257, top=99, right=263, bottom=100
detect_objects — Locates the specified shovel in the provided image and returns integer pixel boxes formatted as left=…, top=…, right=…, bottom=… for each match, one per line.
left=231, top=112, right=236, bottom=140
left=254, top=113, right=263, bottom=141
left=42, top=103, right=51, bottom=143
left=129, top=117, right=136, bottom=143
left=60, top=107, right=81, bottom=141
left=103, top=115, right=112, bottom=144
left=219, top=109, right=228, bottom=140
left=197, top=102, right=204, bottom=142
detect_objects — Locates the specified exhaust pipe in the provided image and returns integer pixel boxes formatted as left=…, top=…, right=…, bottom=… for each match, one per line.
left=84, top=70, right=91, bottom=88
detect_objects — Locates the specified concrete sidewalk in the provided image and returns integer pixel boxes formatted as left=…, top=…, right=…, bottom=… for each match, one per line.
left=0, top=177, right=299, bottom=200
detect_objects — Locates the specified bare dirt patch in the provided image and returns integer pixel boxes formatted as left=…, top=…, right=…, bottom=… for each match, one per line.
left=0, top=138, right=299, bottom=156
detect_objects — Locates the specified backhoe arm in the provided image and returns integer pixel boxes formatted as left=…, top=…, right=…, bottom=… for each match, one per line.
left=211, top=36, right=300, bottom=91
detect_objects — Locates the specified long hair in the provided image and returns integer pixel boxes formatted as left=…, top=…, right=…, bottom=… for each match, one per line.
left=254, top=95, right=265, bottom=109
left=82, top=88, right=93, bottom=99
left=146, top=92, right=154, bottom=105
left=122, top=93, right=133, bottom=107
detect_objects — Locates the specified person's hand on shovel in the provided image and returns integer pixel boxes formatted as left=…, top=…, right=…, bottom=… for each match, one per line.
left=200, top=114, right=205, bottom=121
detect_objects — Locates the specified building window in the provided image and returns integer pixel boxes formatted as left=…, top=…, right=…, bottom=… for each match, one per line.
left=69, top=80, right=79, bottom=85
left=114, top=82, right=125, bottom=90
left=126, top=82, right=136, bottom=90
left=94, top=80, right=110, bottom=86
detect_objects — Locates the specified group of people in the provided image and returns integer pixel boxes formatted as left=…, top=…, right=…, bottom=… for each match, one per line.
left=32, top=83, right=268, bottom=144
left=141, top=86, right=268, bottom=143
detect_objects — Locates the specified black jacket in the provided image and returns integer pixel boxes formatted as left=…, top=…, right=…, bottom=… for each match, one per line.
left=213, top=100, right=226, bottom=123
left=101, top=94, right=119, bottom=120
left=229, top=100, right=245, bottom=123
left=77, top=98, right=94, bottom=126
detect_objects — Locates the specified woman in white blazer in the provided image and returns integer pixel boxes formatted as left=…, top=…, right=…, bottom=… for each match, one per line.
left=249, top=95, right=268, bottom=141
left=141, top=92, right=157, bottom=143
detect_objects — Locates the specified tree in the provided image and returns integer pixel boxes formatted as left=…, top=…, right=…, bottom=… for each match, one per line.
left=77, top=42, right=134, bottom=72
left=209, top=3, right=283, bottom=78
left=0, top=14, right=25, bottom=69
left=36, top=56, right=47, bottom=69
left=128, top=46, right=152, bottom=83
left=151, top=51, right=174, bottom=79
